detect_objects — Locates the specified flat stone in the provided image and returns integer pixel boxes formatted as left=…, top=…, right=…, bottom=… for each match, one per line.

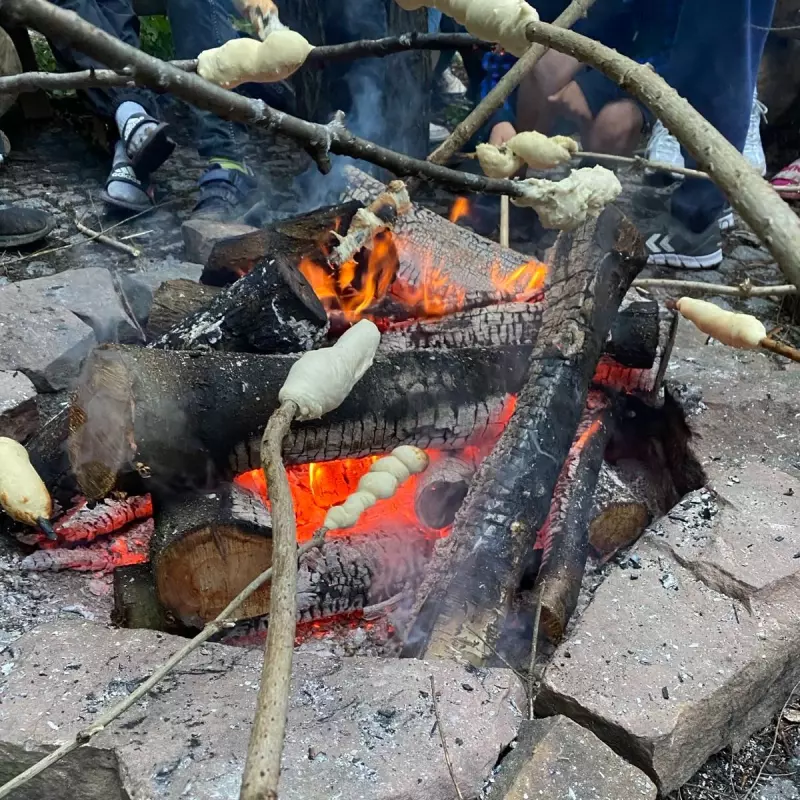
left=537, top=519, right=800, bottom=795
left=117, top=257, right=203, bottom=326
left=658, top=463, right=800, bottom=600
left=0, top=370, right=38, bottom=441
left=182, top=218, right=260, bottom=266
left=486, top=716, right=656, bottom=800
left=0, top=291, right=95, bottom=391
left=2, top=268, right=139, bottom=343
left=0, top=621, right=525, bottom=800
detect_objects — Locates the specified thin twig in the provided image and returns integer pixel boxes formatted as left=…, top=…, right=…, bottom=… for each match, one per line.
left=422, top=0, right=597, bottom=176
left=241, top=399, right=300, bottom=800
left=0, top=33, right=488, bottom=94
left=463, top=626, right=528, bottom=686
left=430, top=675, right=465, bottom=800
left=741, top=679, right=800, bottom=800
left=499, top=195, right=510, bottom=248
left=75, top=219, right=141, bottom=257
left=0, top=526, right=328, bottom=800
left=527, top=595, right=543, bottom=720
left=633, top=278, right=797, bottom=298
left=760, top=336, right=800, bottom=363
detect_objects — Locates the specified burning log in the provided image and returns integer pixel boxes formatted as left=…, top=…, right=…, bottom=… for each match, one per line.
left=68, top=344, right=525, bottom=499
left=404, top=206, right=645, bottom=664
left=414, top=454, right=476, bottom=530
left=20, top=518, right=153, bottom=572
left=533, top=391, right=616, bottom=643
left=379, top=294, right=660, bottom=369
left=150, top=484, right=272, bottom=627
left=151, top=251, right=329, bottom=354
left=151, top=478, right=433, bottom=626
left=145, top=279, right=221, bottom=339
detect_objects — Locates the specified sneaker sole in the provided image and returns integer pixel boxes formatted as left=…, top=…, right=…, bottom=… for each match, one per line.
left=647, top=248, right=723, bottom=269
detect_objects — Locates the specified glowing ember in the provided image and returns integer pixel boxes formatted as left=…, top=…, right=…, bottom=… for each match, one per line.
left=449, top=196, right=470, bottom=223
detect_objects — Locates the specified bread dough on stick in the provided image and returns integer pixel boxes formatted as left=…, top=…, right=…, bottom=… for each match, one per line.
left=476, top=143, right=524, bottom=179
left=0, top=437, right=54, bottom=535
left=279, top=319, right=381, bottom=420
left=511, top=165, right=622, bottom=230
left=197, top=29, right=313, bottom=89
left=507, top=131, right=577, bottom=169
left=393, top=0, right=539, bottom=56
left=675, top=297, right=767, bottom=350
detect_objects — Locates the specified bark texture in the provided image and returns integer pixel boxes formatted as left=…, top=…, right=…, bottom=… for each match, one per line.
left=405, top=206, right=644, bottom=664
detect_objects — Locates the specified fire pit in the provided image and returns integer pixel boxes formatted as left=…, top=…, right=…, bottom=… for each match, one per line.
left=14, top=172, right=676, bottom=664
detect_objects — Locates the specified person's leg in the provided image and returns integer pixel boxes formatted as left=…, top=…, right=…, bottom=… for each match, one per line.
left=516, top=50, right=581, bottom=135
left=587, top=100, right=644, bottom=155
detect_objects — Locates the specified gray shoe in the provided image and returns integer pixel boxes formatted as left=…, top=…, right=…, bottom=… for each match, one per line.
left=642, top=212, right=723, bottom=269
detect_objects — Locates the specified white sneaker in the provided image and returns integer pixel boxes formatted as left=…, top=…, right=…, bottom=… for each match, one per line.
left=429, top=123, right=450, bottom=144
left=437, top=68, right=467, bottom=98
left=645, top=119, right=685, bottom=171
left=744, top=90, right=767, bottom=176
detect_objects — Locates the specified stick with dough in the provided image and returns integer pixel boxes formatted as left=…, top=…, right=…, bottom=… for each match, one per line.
left=197, top=29, right=314, bottom=89
left=0, top=437, right=56, bottom=539
left=475, top=132, right=579, bottom=179
left=674, top=297, right=767, bottom=350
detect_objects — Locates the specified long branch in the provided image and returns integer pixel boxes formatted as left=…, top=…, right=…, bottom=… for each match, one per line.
left=0, top=32, right=487, bottom=95
left=241, top=400, right=299, bottom=800
left=0, top=0, right=531, bottom=199
left=522, top=20, right=800, bottom=291
left=633, top=278, right=797, bottom=297
left=424, top=0, right=596, bottom=170
left=0, top=526, right=328, bottom=800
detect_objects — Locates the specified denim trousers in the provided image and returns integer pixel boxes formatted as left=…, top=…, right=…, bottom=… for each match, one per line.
left=47, top=0, right=250, bottom=160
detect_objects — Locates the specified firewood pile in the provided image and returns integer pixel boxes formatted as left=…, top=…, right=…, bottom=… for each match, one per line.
left=7, top=167, right=676, bottom=659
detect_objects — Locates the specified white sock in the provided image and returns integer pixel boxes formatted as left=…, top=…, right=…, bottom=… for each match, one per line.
left=115, top=101, right=157, bottom=153
left=105, top=141, right=150, bottom=206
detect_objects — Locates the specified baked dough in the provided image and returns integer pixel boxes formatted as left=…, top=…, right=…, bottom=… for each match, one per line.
left=511, top=165, right=622, bottom=230
left=476, top=143, right=523, bottom=179
left=0, top=437, right=52, bottom=528
left=507, top=131, right=577, bottom=169
left=197, top=29, right=314, bottom=89
left=279, top=319, right=381, bottom=420
left=675, top=297, right=767, bottom=349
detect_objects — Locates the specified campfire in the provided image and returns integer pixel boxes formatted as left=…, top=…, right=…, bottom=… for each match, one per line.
left=16, top=170, right=673, bottom=659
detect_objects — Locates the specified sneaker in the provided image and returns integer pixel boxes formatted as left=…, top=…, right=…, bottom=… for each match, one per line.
left=642, top=212, right=723, bottom=269
left=192, top=162, right=258, bottom=221
left=718, top=205, right=735, bottom=231
left=437, top=68, right=467, bottom=98
left=429, top=123, right=450, bottom=144
left=645, top=120, right=685, bottom=172
left=744, top=91, right=767, bottom=177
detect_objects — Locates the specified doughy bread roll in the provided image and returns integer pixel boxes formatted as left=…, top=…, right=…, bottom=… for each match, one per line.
left=675, top=297, right=767, bottom=350
left=197, top=29, right=313, bottom=88
left=476, top=143, right=524, bottom=179
left=507, top=131, right=577, bottom=169
left=0, top=437, right=52, bottom=528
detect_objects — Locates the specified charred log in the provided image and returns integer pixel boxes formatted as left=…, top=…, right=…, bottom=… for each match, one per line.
left=533, top=392, right=616, bottom=643
left=202, top=201, right=361, bottom=286
left=152, top=252, right=329, bottom=354
left=67, top=344, right=526, bottom=499
left=113, top=563, right=177, bottom=632
left=145, top=279, right=221, bottom=339
left=379, top=293, right=659, bottom=369
left=404, top=206, right=645, bottom=664
left=414, top=454, right=476, bottom=530
left=150, top=483, right=273, bottom=628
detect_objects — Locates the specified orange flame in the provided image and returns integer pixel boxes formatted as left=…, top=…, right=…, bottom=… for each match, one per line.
left=489, top=259, right=548, bottom=301
left=298, top=229, right=398, bottom=322
left=449, top=197, right=470, bottom=223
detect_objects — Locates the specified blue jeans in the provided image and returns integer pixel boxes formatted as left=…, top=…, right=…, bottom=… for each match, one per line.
left=665, top=0, right=776, bottom=231
left=47, top=0, right=292, bottom=160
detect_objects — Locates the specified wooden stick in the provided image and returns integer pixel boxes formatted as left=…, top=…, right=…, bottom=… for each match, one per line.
left=527, top=596, right=542, bottom=720
left=0, top=526, right=328, bottom=800
left=633, top=278, right=797, bottom=297
left=241, top=400, right=299, bottom=800
left=0, top=0, right=532, bottom=201
left=760, top=336, right=800, bottom=363
left=423, top=0, right=597, bottom=173
left=0, top=33, right=487, bottom=94
left=499, top=195, right=510, bottom=248
left=430, top=675, right=465, bottom=800
left=522, top=20, right=800, bottom=292
left=75, top=219, right=141, bottom=257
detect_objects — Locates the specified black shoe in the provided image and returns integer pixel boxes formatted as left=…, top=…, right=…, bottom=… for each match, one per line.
left=631, top=186, right=672, bottom=221
left=192, top=164, right=258, bottom=222
left=0, top=206, right=54, bottom=248
left=642, top=212, right=723, bottom=269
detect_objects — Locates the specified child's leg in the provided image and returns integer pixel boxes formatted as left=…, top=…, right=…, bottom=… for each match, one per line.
left=516, top=50, right=582, bottom=134
left=587, top=101, right=644, bottom=155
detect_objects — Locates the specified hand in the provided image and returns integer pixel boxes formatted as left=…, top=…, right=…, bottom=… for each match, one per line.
left=489, top=122, right=517, bottom=147
left=547, top=81, right=593, bottom=128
